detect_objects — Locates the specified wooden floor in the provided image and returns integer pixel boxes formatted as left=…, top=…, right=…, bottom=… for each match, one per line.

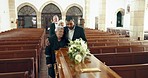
left=39, top=50, right=49, bottom=78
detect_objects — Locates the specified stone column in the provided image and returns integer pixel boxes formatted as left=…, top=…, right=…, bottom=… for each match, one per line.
left=37, top=12, right=41, bottom=28
left=62, top=12, right=66, bottom=26
left=130, top=0, right=145, bottom=40
left=84, top=0, right=90, bottom=28
left=98, top=0, right=106, bottom=31
left=62, top=12, right=66, bottom=24
left=9, top=0, right=17, bottom=29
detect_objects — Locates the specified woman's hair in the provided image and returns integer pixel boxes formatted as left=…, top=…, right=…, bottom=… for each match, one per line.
left=58, top=20, right=65, bottom=26
left=55, top=26, right=64, bottom=32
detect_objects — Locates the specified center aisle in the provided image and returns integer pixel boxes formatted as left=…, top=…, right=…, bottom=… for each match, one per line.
left=39, top=50, right=49, bottom=78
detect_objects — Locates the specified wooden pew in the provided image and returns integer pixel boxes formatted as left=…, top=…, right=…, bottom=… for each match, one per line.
left=0, top=71, right=29, bottom=78
left=85, top=28, right=148, bottom=78
left=88, top=41, right=131, bottom=47
left=0, top=58, right=34, bottom=78
left=0, top=40, right=39, bottom=45
left=89, top=45, right=148, bottom=54
left=0, top=38, right=40, bottom=42
left=86, top=35, right=125, bottom=39
left=110, top=64, right=148, bottom=78
left=94, top=52, right=148, bottom=78
left=87, top=38, right=130, bottom=43
left=0, top=28, right=44, bottom=38
left=0, top=44, right=41, bottom=76
left=94, top=52, right=148, bottom=66
left=0, top=28, right=45, bottom=50
left=88, top=40, right=148, bottom=49
left=0, top=49, right=38, bottom=78
left=0, top=28, right=45, bottom=78
left=0, top=44, right=39, bottom=52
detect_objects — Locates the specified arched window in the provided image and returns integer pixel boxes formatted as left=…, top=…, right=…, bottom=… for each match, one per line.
left=18, top=5, right=37, bottom=28
left=116, top=11, right=123, bottom=27
left=41, top=3, right=61, bottom=33
left=66, top=6, right=83, bottom=26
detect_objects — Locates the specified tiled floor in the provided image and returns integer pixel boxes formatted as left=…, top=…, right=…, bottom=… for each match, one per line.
left=39, top=50, right=49, bottom=78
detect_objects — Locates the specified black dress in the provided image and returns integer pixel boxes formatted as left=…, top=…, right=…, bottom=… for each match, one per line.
left=45, top=34, right=66, bottom=78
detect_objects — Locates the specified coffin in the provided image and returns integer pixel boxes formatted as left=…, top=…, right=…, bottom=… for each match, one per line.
left=55, top=48, right=121, bottom=78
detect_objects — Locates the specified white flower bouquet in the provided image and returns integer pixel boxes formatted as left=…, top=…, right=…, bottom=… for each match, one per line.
left=68, top=38, right=91, bottom=64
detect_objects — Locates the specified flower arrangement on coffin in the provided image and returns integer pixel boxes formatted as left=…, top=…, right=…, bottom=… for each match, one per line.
left=68, top=38, right=91, bottom=64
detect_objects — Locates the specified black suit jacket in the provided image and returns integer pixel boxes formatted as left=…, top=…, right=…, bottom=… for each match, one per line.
left=45, top=34, right=66, bottom=64
left=64, top=26, right=87, bottom=43
left=49, top=23, right=56, bottom=36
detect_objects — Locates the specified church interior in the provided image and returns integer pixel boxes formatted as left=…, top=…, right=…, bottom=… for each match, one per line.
left=0, top=0, right=148, bottom=78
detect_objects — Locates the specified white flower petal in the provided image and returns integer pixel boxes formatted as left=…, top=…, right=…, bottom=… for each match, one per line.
left=75, top=54, right=82, bottom=63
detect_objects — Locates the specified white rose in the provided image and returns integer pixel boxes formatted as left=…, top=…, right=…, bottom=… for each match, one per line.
left=75, top=54, right=82, bottom=63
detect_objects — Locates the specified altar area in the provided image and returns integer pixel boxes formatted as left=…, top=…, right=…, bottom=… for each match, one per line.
left=55, top=48, right=121, bottom=78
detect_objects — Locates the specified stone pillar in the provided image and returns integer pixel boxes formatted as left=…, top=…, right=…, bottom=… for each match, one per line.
left=62, top=12, right=66, bottom=26
left=84, top=0, right=90, bottom=28
left=37, top=12, right=41, bottom=28
left=98, top=0, right=106, bottom=31
left=130, top=0, right=145, bottom=40
left=62, top=12, right=66, bottom=24
left=9, top=0, right=17, bottom=29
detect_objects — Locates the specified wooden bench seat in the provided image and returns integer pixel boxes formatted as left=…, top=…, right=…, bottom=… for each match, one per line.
left=0, top=28, right=44, bottom=38
left=0, top=38, right=45, bottom=50
left=94, top=52, right=148, bottom=66
left=0, top=43, right=41, bottom=59
left=89, top=45, right=148, bottom=54
left=0, top=71, right=29, bottom=78
left=0, top=41, right=39, bottom=45
left=86, top=36, right=125, bottom=39
left=88, top=40, right=148, bottom=47
left=0, top=58, right=34, bottom=78
left=88, top=41, right=131, bottom=47
left=110, top=64, right=148, bottom=78
left=0, top=38, right=40, bottom=41
left=87, top=38, right=130, bottom=42
left=85, top=28, right=148, bottom=78
left=0, top=28, right=45, bottom=78
left=0, top=44, right=41, bottom=75
left=0, top=44, right=39, bottom=51
left=0, top=49, right=38, bottom=78
left=94, top=52, right=148, bottom=78
left=86, top=33, right=119, bottom=36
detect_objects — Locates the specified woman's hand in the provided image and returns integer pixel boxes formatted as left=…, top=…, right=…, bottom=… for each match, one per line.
left=45, top=38, right=50, bottom=46
left=47, top=64, right=52, bottom=68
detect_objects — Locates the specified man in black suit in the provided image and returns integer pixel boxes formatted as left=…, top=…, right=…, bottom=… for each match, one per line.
left=64, top=17, right=87, bottom=44
left=45, top=26, right=66, bottom=78
left=49, top=15, right=59, bottom=37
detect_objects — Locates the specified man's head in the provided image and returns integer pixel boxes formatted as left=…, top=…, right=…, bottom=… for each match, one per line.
left=52, top=15, right=59, bottom=23
left=66, top=17, right=75, bottom=30
left=55, top=26, right=64, bottom=38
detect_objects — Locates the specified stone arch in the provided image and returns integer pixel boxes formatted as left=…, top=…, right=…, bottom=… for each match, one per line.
left=17, top=2, right=38, bottom=15
left=115, top=8, right=125, bottom=16
left=65, top=3, right=83, bottom=14
left=39, top=1, right=63, bottom=15
left=65, top=3, right=83, bottom=26
left=17, top=2, right=38, bottom=28
left=39, top=1, right=62, bottom=33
